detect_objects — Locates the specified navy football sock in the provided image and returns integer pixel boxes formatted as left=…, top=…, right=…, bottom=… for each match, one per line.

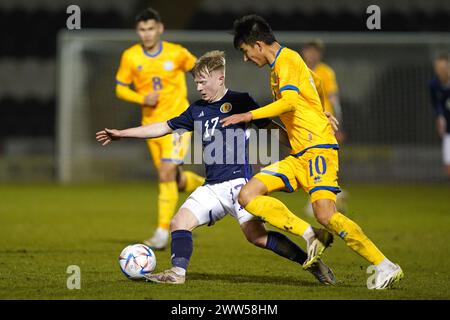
left=265, top=231, right=307, bottom=265
left=171, top=230, right=193, bottom=271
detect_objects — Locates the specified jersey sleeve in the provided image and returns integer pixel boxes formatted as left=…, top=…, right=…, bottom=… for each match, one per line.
left=177, top=46, right=197, bottom=72
left=116, top=51, right=134, bottom=86
left=167, top=106, right=195, bottom=131
left=277, top=53, right=302, bottom=94
left=244, top=94, right=272, bottom=128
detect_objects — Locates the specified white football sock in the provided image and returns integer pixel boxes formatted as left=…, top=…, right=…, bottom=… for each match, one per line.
left=376, top=258, right=396, bottom=271
left=302, top=226, right=315, bottom=246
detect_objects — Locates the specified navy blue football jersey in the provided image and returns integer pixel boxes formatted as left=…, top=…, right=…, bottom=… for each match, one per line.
left=167, top=90, right=271, bottom=184
left=429, top=77, right=450, bottom=133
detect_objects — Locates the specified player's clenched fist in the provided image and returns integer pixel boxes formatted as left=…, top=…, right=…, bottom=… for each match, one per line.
left=324, top=111, right=339, bottom=132
left=96, top=128, right=122, bottom=146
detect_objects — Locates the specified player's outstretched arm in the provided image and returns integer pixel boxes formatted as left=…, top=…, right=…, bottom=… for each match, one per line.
left=221, top=91, right=297, bottom=127
left=96, top=122, right=173, bottom=146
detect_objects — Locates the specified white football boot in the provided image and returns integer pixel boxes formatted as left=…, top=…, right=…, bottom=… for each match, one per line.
left=145, top=268, right=185, bottom=284
left=144, top=227, right=169, bottom=250
left=367, top=263, right=404, bottom=290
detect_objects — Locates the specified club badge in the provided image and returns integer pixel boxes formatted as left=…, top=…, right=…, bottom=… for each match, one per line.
left=220, top=103, right=232, bottom=113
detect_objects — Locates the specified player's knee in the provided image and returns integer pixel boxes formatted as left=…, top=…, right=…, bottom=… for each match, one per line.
left=169, top=215, right=182, bottom=232
left=238, top=185, right=257, bottom=207
left=170, top=209, right=199, bottom=232
left=159, top=166, right=177, bottom=182
left=312, top=199, right=335, bottom=226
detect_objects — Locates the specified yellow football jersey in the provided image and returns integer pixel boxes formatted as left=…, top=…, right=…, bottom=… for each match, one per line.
left=116, top=41, right=196, bottom=124
left=269, top=47, right=337, bottom=155
left=313, top=62, right=339, bottom=115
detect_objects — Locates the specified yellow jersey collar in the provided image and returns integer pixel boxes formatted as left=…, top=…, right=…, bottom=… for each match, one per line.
left=143, top=41, right=163, bottom=58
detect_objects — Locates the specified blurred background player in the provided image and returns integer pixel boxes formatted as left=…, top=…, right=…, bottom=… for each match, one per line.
left=429, top=52, right=450, bottom=180
left=301, top=39, right=348, bottom=214
left=301, top=39, right=344, bottom=140
left=115, top=8, right=204, bottom=249
left=97, top=50, right=336, bottom=285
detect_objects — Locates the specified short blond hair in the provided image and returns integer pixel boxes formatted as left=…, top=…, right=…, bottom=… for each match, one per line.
left=192, top=50, right=226, bottom=77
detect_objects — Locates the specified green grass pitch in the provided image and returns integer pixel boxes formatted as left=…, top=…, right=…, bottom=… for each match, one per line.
left=1, top=182, right=449, bottom=300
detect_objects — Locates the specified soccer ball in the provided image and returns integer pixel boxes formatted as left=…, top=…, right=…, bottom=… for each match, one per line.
left=119, top=244, right=156, bottom=280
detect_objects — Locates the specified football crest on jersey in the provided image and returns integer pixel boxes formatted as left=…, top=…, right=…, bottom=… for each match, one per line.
left=164, top=61, right=174, bottom=71
left=220, top=103, right=232, bottom=113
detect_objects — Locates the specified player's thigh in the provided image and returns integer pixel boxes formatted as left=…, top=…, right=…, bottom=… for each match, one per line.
left=218, top=178, right=262, bottom=224
left=236, top=177, right=267, bottom=206
left=179, top=185, right=226, bottom=227
left=311, top=198, right=337, bottom=225
left=170, top=208, right=200, bottom=231
left=252, top=157, right=299, bottom=194
left=443, top=134, right=450, bottom=165
left=297, top=148, right=341, bottom=204
left=159, top=161, right=178, bottom=182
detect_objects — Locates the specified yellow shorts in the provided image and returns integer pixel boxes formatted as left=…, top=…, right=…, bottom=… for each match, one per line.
left=254, top=147, right=340, bottom=203
left=146, top=132, right=191, bottom=169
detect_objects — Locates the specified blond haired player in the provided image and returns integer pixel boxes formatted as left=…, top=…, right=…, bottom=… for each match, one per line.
left=98, top=51, right=336, bottom=285
left=222, top=14, right=403, bottom=289
left=115, top=8, right=204, bottom=249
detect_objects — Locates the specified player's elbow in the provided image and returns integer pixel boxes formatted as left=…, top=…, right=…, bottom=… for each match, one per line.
left=115, top=85, right=124, bottom=99
left=280, top=96, right=297, bottom=112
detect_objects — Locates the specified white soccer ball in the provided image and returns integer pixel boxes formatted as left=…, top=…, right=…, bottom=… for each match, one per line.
left=119, top=244, right=156, bottom=280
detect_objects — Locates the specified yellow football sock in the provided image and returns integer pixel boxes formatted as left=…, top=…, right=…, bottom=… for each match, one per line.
left=158, top=181, right=179, bottom=230
left=245, top=195, right=311, bottom=236
left=182, top=170, right=205, bottom=193
left=328, top=212, right=385, bottom=265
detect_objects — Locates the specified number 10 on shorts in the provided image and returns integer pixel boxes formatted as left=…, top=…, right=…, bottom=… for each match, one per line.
left=308, top=155, right=327, bottom=176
